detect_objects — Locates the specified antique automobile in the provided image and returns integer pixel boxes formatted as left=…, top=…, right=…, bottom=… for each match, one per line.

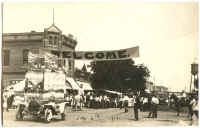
left=16, top=93, right=67, bottom=123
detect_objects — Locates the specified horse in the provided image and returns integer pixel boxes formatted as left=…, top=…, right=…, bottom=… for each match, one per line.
left=170, top=94, right=189, bottom=116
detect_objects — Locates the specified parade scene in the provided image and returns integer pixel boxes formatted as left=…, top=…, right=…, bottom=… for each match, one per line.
left=1, top=2, right=199, bottom=127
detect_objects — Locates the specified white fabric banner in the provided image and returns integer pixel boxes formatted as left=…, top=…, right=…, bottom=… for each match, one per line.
left=62, top=46, right=139, bottom=61
left=30, top=46, right=139, bottom=62
left=44, top=72, right=66, bottom=90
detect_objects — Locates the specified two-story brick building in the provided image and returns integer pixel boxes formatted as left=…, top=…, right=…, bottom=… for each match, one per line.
left=2, top=24, right=78, bottom=88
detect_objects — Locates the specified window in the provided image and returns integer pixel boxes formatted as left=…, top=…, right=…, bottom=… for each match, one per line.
left=58, top=59, right=62, bottom=67
left=63, top=59, right=66, bottom=66
left=3, top=50, right=10, bottom=66
left=54, top=36, right=58, bottom=45
left=23, top=49, right=29, bottom=64
left=49, top=36, right=53, bottom=44
left=32, top=49, right=39, bottom=54
left=51, top=50, right=60, bottom=57
left=68, top=61, right=71, bottom=70
left=40, top=58, right=45, bottom=66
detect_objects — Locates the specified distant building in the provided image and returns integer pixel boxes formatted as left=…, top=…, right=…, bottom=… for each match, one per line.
left=146, top=81, right=154, bottom=91
left=152, top=85, right=168, bottom=93
left=2, top=24, right=77, bottom=87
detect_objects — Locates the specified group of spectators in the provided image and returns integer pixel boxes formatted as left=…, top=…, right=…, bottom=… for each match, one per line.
left=65, top=92, right=119, bottom=109
left=85, top=92, right=119, bottom=108
left=2, top=86, right=199, bottom=124
left=2, top=89, right=15, bottom=112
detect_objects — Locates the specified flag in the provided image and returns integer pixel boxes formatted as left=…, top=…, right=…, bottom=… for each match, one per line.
left=28, top=51, right=39, bottom=63
left=43, top=51, right=58, bottom=69
left=44, top=52, right=57, bottom=63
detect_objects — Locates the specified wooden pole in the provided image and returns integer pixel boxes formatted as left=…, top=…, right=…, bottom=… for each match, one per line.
left=190, top=74, right=192, bottom=93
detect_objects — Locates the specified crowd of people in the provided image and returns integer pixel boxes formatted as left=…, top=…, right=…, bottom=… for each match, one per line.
left=64, top=89, right=199, bottom=122
left=2, top=87, right=199, bottom=123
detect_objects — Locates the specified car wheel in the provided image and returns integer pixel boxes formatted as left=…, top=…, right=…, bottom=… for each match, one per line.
left=61, top=113, right=65, bottom=120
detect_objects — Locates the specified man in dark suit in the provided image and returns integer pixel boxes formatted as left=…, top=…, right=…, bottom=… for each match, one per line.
left=134, top=95, right=141, bottom=121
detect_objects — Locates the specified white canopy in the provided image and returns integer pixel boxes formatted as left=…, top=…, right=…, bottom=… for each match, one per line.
left=104, top=90, right=122, bottom=95
left=66, top=77, right=80, bottom=90
left=145, top=89, right=151, bottom=93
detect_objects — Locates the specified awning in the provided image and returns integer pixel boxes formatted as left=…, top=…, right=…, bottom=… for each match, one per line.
left=77, top=81, right=93, bottom=90
left=145, top=89, right=151, bottom=93
left=65, top=82, right=72, bottom=90
left=66, top=77, right=80, bottom=90
left=104, top=90, right=122, bottom=95
left=9, top=79, right=26, bottom=92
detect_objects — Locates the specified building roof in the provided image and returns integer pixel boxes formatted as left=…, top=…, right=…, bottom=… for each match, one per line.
left=2, top=32, right=43, bottom=42
left=46, top=24, right=62, bottom=33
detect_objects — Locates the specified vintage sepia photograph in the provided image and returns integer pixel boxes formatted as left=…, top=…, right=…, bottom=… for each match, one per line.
left=1, top=1, right=199, bottom=127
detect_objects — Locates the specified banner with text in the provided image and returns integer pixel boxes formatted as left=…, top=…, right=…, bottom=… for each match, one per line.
left=62, top=46, right=139, bottom=61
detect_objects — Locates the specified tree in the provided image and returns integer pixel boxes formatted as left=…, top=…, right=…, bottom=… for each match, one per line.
left=90, top=59, right=150, bottom=92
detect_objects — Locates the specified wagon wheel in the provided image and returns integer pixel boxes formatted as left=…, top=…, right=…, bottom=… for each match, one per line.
left=44, top=108, right=53, bottom=123
left=16, top=111, right=24, bottom=121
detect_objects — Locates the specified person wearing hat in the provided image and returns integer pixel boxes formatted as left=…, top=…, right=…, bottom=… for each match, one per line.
left=78, top=84, right=85, bottom=109
left=123, top=94, right=129, bottom=113
left=134, top=95, right=141, bottom=121
left=151, top=95, right=159, bottom=118
left=148, top=94, right=153, bottom=118
left=191, top=96, right=198, bottom=125
left=3, top=90, right=9, bottom=112
left=119, top=95, right=124, bottom=109
left=78, top=84, right=84, bottom=97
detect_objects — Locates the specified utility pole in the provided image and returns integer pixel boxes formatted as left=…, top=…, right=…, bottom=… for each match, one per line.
left=153, top=76, right=156, bottom=92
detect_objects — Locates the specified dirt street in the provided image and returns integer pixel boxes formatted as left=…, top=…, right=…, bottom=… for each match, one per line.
left=3, top=107, right=192, bottom=126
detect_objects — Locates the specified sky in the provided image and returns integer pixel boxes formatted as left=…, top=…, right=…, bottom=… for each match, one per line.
left=2, top=2, right=198, bottom=92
